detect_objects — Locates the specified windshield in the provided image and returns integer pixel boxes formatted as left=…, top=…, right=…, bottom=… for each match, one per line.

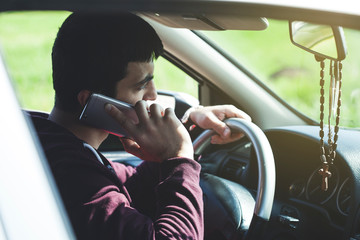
left=200, top=20, right=360, bottom=129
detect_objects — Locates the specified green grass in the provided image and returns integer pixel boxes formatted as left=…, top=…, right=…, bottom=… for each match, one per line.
left=1, top=12, right=359, bottom=128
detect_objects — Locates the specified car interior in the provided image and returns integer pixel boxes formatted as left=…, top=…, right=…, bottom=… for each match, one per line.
left=1, top=1, right=360, bottom=240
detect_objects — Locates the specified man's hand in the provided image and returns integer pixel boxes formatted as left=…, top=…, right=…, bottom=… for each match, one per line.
left=105, top=100, right=193, bottom=162
left=188, top=105, right=251, bottom=144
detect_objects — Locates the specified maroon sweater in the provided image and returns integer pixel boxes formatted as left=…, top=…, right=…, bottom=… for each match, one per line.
left=29, top=112, right=204, bottom=240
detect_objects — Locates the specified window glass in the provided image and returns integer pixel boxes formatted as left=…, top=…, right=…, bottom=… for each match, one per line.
left=154, top=57, right=198, bottom=99
left=201, top=20, right=360, bottom=128
left=0, top=11, right=69, bottom=111
left=0, top=11, right=198, bottom=112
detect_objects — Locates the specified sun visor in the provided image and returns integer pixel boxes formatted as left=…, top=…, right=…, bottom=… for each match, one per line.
left=141, top=12, right=268, bottom=30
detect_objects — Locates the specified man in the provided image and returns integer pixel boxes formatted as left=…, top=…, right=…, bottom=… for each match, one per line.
left=30, top=12, right=250, bottom=239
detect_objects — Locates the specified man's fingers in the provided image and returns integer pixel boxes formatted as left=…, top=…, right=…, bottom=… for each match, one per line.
left=211, top=132, right=244, bottom=144
left=163, top=108, right=180, bottom=126
left=134, top=100, right=150, bottom=123
left=105, top=103, right=135, bottom=133
left=206, top=105, right=251, bottom=137
left=222, top=105, right=252, bottom=121
left=120, top=138, right=143, bottom=158
left=105, top=104, right=126, bottom=123
left=186, top=104, right=250, bottom=145
left=204, top=113, right=232, bottom=138
left=149, top=103, right=164, bottom=119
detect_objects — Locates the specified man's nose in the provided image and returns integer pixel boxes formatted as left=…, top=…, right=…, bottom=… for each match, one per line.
left=143, top=81, right=157, bottom=101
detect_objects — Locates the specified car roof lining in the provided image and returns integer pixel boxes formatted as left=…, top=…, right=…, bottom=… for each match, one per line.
left=1, top=1, right=360, bottom=30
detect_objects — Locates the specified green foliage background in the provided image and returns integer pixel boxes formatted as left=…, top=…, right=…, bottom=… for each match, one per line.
left=1, top=11, right=359, bottom=128
left=0, top=11, right=198, bottom=111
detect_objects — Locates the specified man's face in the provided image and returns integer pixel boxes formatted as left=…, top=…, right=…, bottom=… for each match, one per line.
left=114, top=61, right=157, bottom=105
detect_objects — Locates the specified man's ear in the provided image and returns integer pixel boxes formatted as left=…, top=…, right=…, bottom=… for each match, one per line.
left=77, top=90, right=92, bottom=108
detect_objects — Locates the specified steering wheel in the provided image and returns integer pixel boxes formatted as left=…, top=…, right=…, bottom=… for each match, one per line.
left=193, top=118, right=276, bottom=240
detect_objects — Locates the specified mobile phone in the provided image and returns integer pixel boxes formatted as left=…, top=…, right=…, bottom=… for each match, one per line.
left=79, top=93, right=138, bottom=137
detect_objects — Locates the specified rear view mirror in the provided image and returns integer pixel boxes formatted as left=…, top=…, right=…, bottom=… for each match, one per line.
left=289, top=21, right=347, bottom=192
left=289, top=21, right=347, bottom=61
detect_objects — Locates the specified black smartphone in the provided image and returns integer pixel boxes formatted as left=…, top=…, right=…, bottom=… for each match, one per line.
left=79, top=93, right=138, bottom=137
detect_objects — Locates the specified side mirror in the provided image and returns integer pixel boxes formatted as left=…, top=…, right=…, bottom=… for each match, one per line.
left=289, top=21, right=347, bottom=61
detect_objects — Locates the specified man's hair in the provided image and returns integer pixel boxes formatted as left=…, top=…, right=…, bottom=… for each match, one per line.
left=52, top=12, right=164, bottom=112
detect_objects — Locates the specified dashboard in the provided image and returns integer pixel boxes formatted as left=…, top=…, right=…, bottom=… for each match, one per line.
left=199, top=125, right=360, bottom=240
left=104, top=125, right=360, bottom=240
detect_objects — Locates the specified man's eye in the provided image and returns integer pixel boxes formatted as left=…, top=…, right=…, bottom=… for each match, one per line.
left=139, top=81, right=150, bottom=90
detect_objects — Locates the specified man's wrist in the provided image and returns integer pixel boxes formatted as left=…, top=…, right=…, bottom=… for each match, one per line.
left=181, top=105, right=203, bottom=131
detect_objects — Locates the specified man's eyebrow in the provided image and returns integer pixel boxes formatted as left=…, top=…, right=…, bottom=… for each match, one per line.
left=134, top=75, right=154, bottom=87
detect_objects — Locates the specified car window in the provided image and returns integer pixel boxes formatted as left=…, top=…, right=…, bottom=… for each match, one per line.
left=200, top=20, right=360, bottom=128
left=0, top=11, right=199, bottom=112
left=154, top=57, right=198, bottom=99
